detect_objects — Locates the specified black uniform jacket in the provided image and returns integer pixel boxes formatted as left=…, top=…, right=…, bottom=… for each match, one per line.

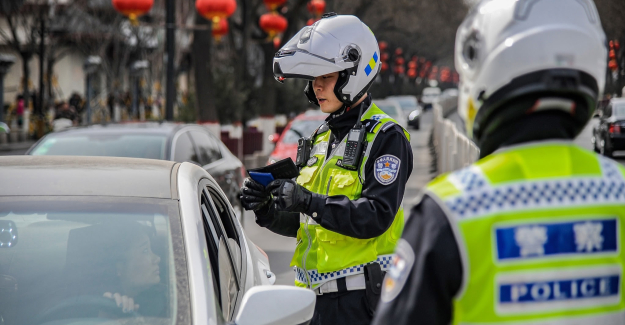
left=255, top=95, right=414, bottom=240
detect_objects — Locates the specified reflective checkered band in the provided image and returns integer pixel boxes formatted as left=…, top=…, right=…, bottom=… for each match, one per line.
left=445, top=157, right=625, bottom=220
left=294, top=254, right=393, bottom=287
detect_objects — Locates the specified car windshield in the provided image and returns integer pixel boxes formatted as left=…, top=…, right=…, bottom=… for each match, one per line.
left=0, top=197, right=184, bottom=325
left=282, top=120, right=325, bottom=144
left=614, top=104, right=625, bottom=117
left=30, top=134, right=168, bottom=160
left=391, top=98, right=418, bottom=113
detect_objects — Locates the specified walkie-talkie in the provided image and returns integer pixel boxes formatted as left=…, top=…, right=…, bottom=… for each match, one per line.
left=341, top=101, right=369, bottom=170
left=342, top=127, right=366, bottom=170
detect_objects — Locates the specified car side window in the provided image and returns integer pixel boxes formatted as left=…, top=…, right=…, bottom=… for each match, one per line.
left=201, top=187, right=240, bottom=321
left=207, top=187, right=241, bottom=273
left=189, top=130, right=223, bottom=166
left=173, top=132, right=199, bottom=163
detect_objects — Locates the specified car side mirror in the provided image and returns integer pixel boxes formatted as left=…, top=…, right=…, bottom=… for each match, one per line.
left=234, top=286, right=315, bottom=325
left=268, top=133, right=280, bottom=144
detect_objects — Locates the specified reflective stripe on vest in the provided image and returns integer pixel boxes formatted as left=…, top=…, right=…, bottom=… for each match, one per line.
left=426, top=142, right=625, bottom=324
left=291, top=102, right=410, bottom=289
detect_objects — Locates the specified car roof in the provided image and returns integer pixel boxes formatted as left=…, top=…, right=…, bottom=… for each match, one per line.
left=0, top=156, right=177, bottom=199
left=44, top=122, right=187, bottom=137
left=611, top=98, right=625, bottom=104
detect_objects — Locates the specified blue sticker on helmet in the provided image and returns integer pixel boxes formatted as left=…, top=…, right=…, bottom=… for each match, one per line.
left=375, top=155, right=401, bottom=185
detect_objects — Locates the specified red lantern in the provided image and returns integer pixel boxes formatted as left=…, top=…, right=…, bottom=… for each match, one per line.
left=407, top=68, right=417, bottom=79
left=395, top=66, right=405, bottom=75
left=112, top=0, right=154, bottom=24
left=196, top=0, right=237, bottom=23
left=395, top=48, right=403, bottom=56
left=609, top=60, right=618, bottom=72
left=395, top=57, right=405, bottom=66
left=264, top=0, right=287, bottom=11
left=379, top=41, right=388, bottom=52
left=307, top=0, right=326, bottom=17
left=212, top=19, right=229, bottom=41
left=381, top=62, right=389, bottom=72
left=615, top=40, right=620, bottom=50
left=307, top=18, right=319, bottom=26
left=407, top=61, right=417, bottom=69
left=260, top=12, right=288, bottom=38
left=440, top=67, right=451, bottom=82
left=381, top=52, right=389, bottom=62
left=609, top=49, right=616, bottom=60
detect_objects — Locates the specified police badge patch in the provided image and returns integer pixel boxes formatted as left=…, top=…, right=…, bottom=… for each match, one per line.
left=371, top=114, right=391, bottom=121
left=381, top=239, right=415, bottom=303
left=374, top=155, right=401, bottom=185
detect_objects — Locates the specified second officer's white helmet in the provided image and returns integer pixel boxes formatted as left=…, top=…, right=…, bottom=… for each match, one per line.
left=456, top=0, right=607, bottom=142
left=273, top=13, right=380, bottom=107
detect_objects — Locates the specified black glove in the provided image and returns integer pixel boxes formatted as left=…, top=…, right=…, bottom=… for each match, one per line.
left=267, top=179, right=313, bottom=213
left=240, top=178, right=271, bottom=211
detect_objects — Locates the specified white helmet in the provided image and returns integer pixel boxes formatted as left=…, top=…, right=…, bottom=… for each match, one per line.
left=273, top=13, right=380, bottom=107
left=455, top=0, right=607, bottom=142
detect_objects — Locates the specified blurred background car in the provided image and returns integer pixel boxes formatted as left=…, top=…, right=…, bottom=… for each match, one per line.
left=420, top=86, right=442, bottom=110
left=0, top=156, right=316, bottom=325
left=592, top=97, right=625, bottom=157
left=267, top=110, right=327, bottom=165
left=387, top=95, right=422, bottom=129
left=26, top=122, right=244, bottom=215
left=374, top=98, right=408, bottom=129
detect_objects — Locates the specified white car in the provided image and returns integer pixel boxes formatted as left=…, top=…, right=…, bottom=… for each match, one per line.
left=421, top=87, right=442, bottom=109
left=387, top=95, right=422, bottom=129
left=0, top=156, right=315, bottom=325
left=374, top=99, right=409, bottom=129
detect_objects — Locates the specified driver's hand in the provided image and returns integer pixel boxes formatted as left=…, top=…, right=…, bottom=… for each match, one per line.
left=103, top=292, right=139, bottom=313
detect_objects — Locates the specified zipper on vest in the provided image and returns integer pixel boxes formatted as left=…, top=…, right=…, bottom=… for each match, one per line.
left=326, top=176, right=333, bottom=195
left=302, top=215, right=313, bottom=289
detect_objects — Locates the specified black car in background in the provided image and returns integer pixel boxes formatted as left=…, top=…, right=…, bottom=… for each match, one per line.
left=27, top=122, right=244, bottom=213
left=593, top=98, right=625, bottom=157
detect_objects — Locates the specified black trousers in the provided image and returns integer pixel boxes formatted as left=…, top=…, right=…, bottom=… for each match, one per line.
left=310, top=289, right=373, bottom=325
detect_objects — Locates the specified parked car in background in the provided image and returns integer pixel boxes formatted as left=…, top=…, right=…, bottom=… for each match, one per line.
left=420, top=86, right=442, bottom=109
left=387, top=95, right=422, bottom=129
left=26, top=122, right=244, bottom=215
left=0, top=156, right=316, bottom=325
left=592, top=97, right=625, bottom=157
left=374, top=99, right=409, bottom=129
left=267, top=110, right=328, bottom=165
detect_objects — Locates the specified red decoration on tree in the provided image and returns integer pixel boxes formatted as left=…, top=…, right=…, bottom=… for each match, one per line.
left=381, top=62, right=389, bottom=72
left=381, top=53, right=389, bottom=62
left=112, top=0, right=154, bottom=25
left=407, top=61, right=417, bottom=69
left=395, top=48, right=403, bottom=56
left=307, top=0, right=326, bottom=17
left=407, top=68, right=417, bottom=79
left=440, top=67, right=451, bottom=82
left=379, top=41, right=388, bottom=52
left=196, top=0, right=237, bottom=23
left=260, top=12, right=288, bottom=38
left=609, top=60, right=618, bottom=72
left=264, top=0, right=287, bottom=11
left=395, top=66, right=405, bottom=75
left=212, top=19, right=229, bottom=41
left=395, top=57, right=405, bottom=66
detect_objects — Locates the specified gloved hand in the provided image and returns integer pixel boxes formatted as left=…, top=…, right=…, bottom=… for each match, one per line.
left=267, top=179, right=313, bottom=213
left=240, top=178, right=271, bottom=211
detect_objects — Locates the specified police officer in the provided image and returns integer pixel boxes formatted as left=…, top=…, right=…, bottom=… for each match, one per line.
left=373, top=0, right=625, bottom=324
left=240, top=14, right=413, bottom=325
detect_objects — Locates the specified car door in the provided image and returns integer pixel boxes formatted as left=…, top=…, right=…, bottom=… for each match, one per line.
left=198, top=179, right=243, bottom=321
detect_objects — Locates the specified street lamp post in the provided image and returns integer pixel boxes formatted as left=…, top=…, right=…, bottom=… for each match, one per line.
left=131, top=60, right=149, bottom=120
left=165, top=0, right=175, bottom=121
left=83, top=56, right=101, bottom=125
left=0, top=54, right=16, bottom=125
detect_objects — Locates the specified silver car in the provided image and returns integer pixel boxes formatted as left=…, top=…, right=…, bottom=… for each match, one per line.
left=0, top=156, right=314, bottom=325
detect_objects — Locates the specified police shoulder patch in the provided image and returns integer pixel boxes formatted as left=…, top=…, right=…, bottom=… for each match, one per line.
left=371, top=114, right=391, bottom=121
left=381, top=238, right=415, bottom=303
left=374, top=154, right=401, bottom=185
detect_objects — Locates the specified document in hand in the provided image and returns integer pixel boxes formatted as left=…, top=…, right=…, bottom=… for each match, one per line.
left=247, top=158, right=300, bottom=187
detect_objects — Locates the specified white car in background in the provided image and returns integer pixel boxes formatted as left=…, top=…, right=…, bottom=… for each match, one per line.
left=420, top=86, right=442, bottom=109
left=387, top=95, right=422, bottom=129
left=0, top=156, right=315, bottom=325
left=374, top=99, right=409, bottom=129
